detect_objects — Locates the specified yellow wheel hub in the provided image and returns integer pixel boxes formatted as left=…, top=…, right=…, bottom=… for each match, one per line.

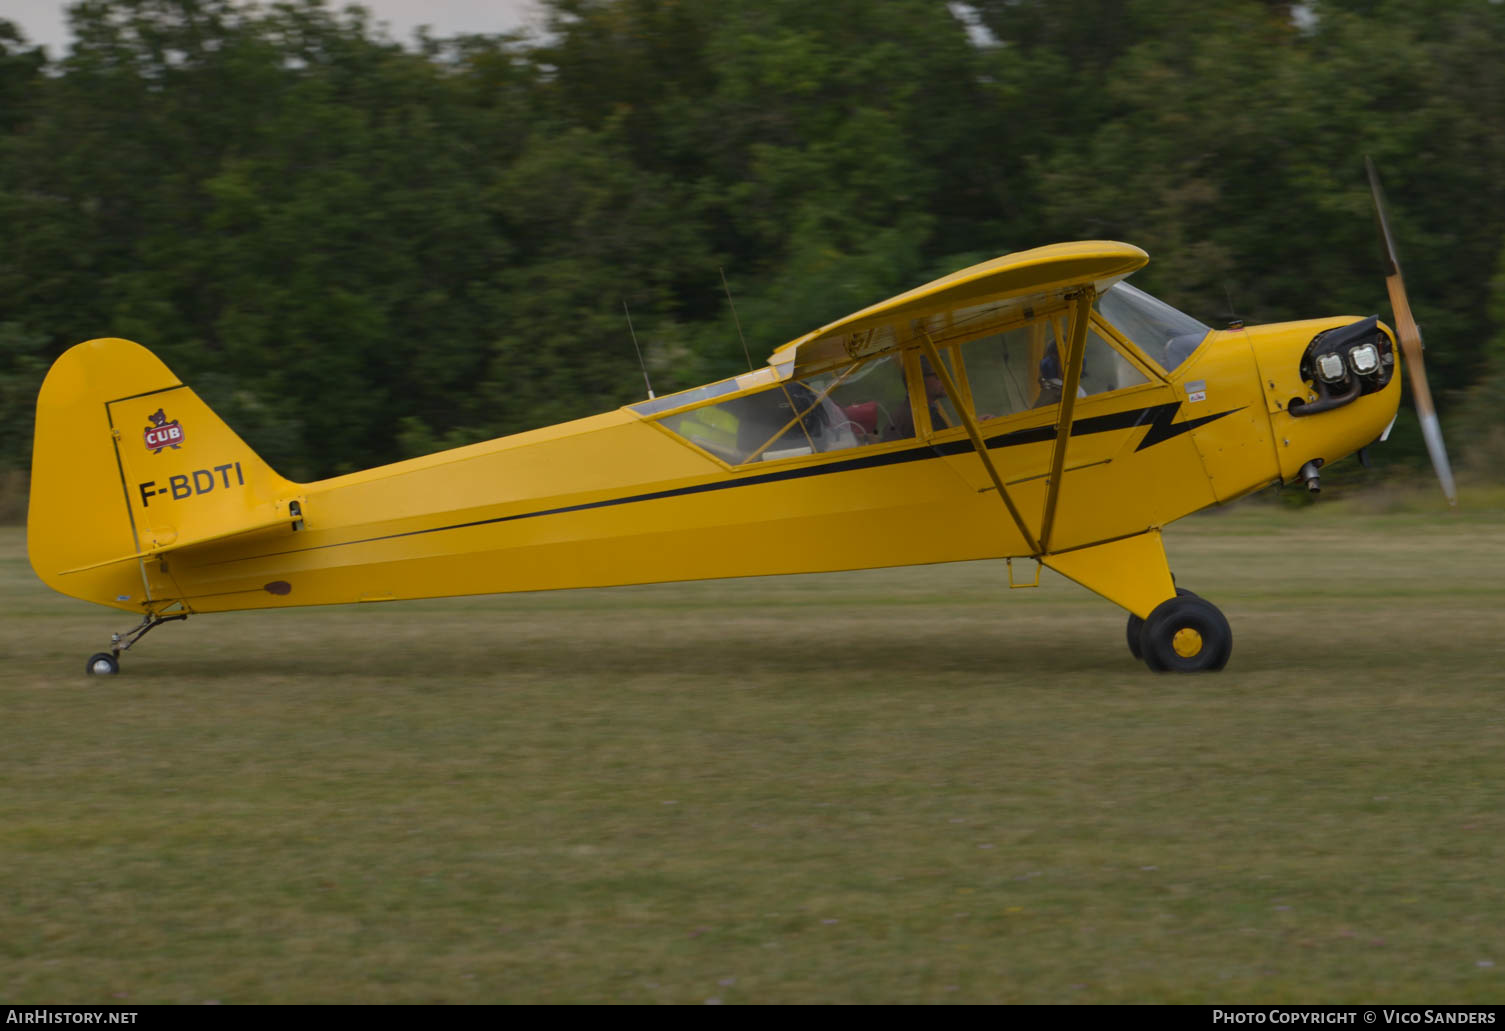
left=1172, top=627, right=1204, bottom=658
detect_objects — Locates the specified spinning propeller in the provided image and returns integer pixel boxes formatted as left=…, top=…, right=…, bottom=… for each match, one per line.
left=1365, top=157, right=1458, bottom=507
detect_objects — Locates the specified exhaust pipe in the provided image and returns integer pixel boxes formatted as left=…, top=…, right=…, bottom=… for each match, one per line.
left=1299, top=459, right=1324, bottom=493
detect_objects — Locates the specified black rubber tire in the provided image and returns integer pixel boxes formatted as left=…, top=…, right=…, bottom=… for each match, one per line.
left=1126, top=588, right=1197, bottom=661
left=1126, top=614, right=1145, bottom=659
left=86, top=652, right=120, bottom=676
left=1139, top=594, right=1232, bottom=673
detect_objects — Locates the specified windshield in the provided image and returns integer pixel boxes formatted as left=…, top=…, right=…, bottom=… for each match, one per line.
left=1097, top=282, right=1211, bottom=373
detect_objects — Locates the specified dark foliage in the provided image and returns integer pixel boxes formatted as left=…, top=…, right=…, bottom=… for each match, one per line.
left=2, top=0, right=1502, bottom=482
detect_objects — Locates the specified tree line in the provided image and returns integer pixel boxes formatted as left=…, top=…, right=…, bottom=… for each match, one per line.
left=2, top=0, right=1502, bottom=492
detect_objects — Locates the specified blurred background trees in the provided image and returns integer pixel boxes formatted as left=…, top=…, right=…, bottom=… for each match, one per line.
left=1, top=0, right=1502, bottom=490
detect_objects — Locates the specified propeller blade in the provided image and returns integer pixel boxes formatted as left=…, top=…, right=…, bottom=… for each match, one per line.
left=1365, top=157, right=1458, bottom=507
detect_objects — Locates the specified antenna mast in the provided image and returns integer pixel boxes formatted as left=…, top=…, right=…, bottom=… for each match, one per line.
left=622, top=300, right=655, bottom=399
left=720, top=267, right=756, bottom=372
left=1223, top=284, right=1243, bottom=329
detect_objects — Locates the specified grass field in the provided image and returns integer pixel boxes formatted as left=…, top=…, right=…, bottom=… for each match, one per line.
left=3, top=490, right=1503, bottom=1004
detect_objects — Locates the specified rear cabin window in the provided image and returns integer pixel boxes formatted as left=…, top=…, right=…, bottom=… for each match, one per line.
left=657, top=353, right=915, bottom=464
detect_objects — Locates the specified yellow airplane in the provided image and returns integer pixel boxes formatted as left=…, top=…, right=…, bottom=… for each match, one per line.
left=27, top=167, right=1453, bottom=675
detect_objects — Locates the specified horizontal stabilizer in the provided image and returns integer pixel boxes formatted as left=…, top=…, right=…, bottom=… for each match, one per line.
left=57, top=508, right=298, bottom=575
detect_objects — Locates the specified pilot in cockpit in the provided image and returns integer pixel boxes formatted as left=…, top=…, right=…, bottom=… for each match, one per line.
left=1035, top=341, right=1088, bottom=407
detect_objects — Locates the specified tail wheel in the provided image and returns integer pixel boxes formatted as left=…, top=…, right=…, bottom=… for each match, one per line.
left=1139, top=594, right=1232, bottom=673
left=87, top=652, right=120, bottom=676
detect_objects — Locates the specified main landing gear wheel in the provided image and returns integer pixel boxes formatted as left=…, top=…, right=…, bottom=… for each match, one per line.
left=1125, top=587, right=1199, bottom=662
left=87, top=652, right=120, bottom=676
left=1137, top=592, right=1231, bottom=673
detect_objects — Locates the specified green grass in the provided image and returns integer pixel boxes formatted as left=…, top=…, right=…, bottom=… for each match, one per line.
left=3, top=490, right=1504, bottom=1003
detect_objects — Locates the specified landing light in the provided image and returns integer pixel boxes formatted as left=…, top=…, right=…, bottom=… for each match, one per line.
left=1348, top=342, right=1380, bottom=376
left=1315, top=352, right=1347, bottom=383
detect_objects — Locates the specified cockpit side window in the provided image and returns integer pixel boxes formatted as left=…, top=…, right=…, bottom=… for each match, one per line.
left=962, top=322, right=1046, bottom=419
left=962, top=316, right=1149, bottom=421
left=655, top=353, right=916, bottom=464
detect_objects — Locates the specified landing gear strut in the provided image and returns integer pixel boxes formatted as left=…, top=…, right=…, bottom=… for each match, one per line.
left=85, top=612, right=189, bottom=676
left=1125, top=589, right=1231, bottom=672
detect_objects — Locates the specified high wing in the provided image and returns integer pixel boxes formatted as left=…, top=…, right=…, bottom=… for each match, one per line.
left=768, top=241, right=1148, bottom=373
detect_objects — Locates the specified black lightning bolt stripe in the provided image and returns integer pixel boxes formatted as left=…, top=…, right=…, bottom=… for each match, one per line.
left=1134, top=403, right=1245, bottom=451
left=216, top=401, right=1242, bottom=564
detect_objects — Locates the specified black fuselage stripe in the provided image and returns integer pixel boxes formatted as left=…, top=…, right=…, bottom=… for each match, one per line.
left=222, top=402, right=1237, bottom=564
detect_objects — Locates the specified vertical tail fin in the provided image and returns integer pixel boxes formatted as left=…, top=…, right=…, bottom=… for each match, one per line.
left=29, top=338, right=296, bottom=611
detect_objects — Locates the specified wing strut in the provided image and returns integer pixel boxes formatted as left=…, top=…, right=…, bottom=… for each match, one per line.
left=917, top=332, right=1042, bottom=557
left=1038, top=289, right=1094, bottom=554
